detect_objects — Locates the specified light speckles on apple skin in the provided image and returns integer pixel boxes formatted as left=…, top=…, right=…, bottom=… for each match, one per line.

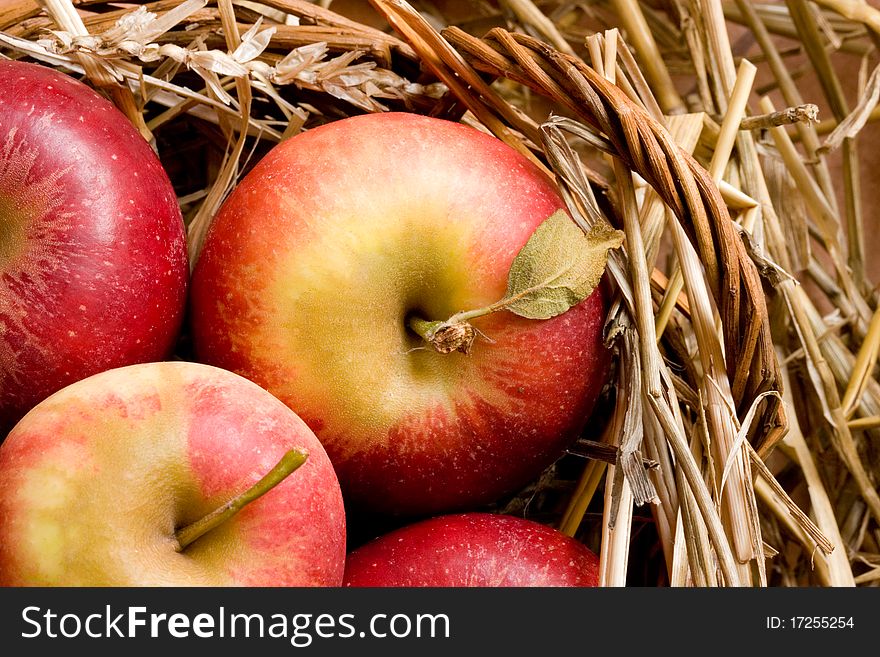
left=183, top=369, right=346, bottom=587
left=336, top=292, right=609, bottom=516
left=343, top=512, right=599, bottom=587
left=0, top=60, right=188, bottom=434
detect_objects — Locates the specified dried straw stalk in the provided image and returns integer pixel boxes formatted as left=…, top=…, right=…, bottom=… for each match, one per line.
left=2, top=0, right=877, bottom=586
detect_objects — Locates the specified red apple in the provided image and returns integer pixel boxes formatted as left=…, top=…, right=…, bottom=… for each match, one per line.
left=343, top=512, right=599, bottom=587
left=0, top=361, right=346, bottom=586
left=0, top=60, right=188, bottom=433
left=190, top=112, right=609, bottom=515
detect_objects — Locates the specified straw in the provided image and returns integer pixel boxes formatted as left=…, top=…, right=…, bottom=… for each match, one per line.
left=4, top=0, right=877, bottom=588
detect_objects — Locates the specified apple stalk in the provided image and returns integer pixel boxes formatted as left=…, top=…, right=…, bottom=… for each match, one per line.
left=407, top=315, right=479, bottom=355
left=174, top=448, right=309, bottom=551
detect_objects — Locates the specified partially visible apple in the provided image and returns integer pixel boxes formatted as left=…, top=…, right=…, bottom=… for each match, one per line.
left=0, top=361, right=346, bottom=586
left=0, top=60, right=188, bottom=433
left=190, top=112, right=610, bottom=516
left=343, top=512, right=599, bottom=587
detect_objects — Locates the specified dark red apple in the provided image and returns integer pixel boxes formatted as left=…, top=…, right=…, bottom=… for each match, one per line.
left=343, top=512, right=599, bottom=587
left=189, top=112, right=609, bottom=516
left=0, top=60, right=188, bottom=433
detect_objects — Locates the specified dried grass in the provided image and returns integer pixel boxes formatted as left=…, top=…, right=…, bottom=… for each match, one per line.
left=3, top=0, right=878, bottom=587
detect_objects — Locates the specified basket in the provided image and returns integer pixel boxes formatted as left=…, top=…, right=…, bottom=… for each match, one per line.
left=2, top=0, right=878, bottom=587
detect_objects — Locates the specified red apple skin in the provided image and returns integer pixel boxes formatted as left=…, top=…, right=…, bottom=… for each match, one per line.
left=343, top=512, right=599, bottom=587
left=190, top=112, right=610, bottom=516
left=0, top=60, right=188, bottom=433
left=0, top=361, right=346, bottom=586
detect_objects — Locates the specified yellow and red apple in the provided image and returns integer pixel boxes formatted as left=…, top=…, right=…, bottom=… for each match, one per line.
left=0, top=61, right=188, bottom=434
left=0, top=361, right=346, bottom=586
left=190, top=112, right=610, bottom=515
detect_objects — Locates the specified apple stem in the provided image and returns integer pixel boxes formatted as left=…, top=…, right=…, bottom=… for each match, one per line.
left=407, top=298, right=512, bottom=355
left=407, top=316, right=444, bottom=341
left=445, top=300, right=506, bottom=325
left=407, top=315, right=477, bottom=354
left=173, top=448, right=309, bottom=552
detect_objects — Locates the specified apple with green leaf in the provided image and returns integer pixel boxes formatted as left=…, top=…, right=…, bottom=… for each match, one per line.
left=0, top=361, right=346, bottom=586
left=0, top=60, right=188, bottom=434
left=190, top=112, right=621, bottom=516
left=343, top=512, right=600, bottom=587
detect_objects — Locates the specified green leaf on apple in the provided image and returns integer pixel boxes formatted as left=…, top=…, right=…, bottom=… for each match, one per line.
left=410, top=210, right=623, bottom=354
left=503, top=210, right=624, bottom=320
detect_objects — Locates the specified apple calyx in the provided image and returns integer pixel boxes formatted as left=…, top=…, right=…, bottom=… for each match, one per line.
left=407, top=211, right=624, bottom=356
left=173, top=448, right=309, bottom=552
